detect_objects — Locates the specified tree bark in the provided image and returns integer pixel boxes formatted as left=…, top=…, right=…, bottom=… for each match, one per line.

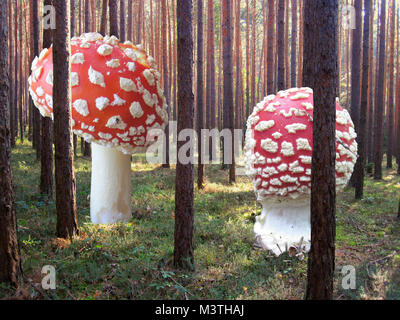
left=290, top=0, right=297, bottom=87
left=40, top=0, right=54, bottom=199
left=373, top=0, right=386, bottom=180
left=197, top=0, right=204, bottom=189
left=120, top=0, right=126, bottom=42
left=0, top=0, right=22, bottom=287
left=277, top=0, right=285, bottom=91
left=266, top=0, right=275, bottom=94
left=303, top=0, right=338, bottom=300
left=100, top=0, right=108, bottom=36
left=354, top=0, right=371, bottom=199
left=386, top=0, right=395, bottom=169
left=109, top=0, right=119, bottom=38
left=174, top=0, right=194, bottom=270
left=53, top=0, right=79, bottom=239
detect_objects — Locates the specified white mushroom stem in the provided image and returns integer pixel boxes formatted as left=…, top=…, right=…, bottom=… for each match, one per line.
left=254, top=199, right=311, bottom=256
left=90, top=143, right=132, bottom=224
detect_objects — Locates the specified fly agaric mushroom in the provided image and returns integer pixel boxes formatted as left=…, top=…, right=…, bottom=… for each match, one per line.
left=244, top=87, right=357, bottom=256
left=28, top=32, right=168, bottom=224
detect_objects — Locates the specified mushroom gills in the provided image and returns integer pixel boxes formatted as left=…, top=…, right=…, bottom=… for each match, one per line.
left=254, top=200, right=311, bottom=256
left=90, top=143, right=132, bottom=224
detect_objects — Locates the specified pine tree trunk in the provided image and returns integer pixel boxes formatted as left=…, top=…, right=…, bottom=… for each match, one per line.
left=100, top=0, right=108, bottom=35
left=40, top=0, right=54, bottom=199
left=53, top=0, right=79, bottom=239
left=386, top=0, right=395, bottom=169
left=120, top=0, right=126, bottom=42
left=174, top=0, right=194, bottom=270
left=0, top=0, right=22, bottom=286
left=277, top=0, right=285, bottom=91
left=373, top=0, right=386, bottom=180
left=354, top=0, right=371, bottom=199
left=290, top=0, right=297, bottom=88
left=197, top=0, right=204, bottom=189
left=109, top=0, right=119, bottom=38
left=267, top=0, right=275, bottom=94
left=303, top=0, right=338, bottom=300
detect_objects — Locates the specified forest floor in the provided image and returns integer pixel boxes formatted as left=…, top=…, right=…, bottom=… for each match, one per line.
left=1, top=139, right=399, bottom=300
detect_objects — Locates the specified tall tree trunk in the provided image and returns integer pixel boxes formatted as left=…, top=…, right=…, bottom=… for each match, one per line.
left=12, top=0, right=19, bottom=148
left=0, top=0, right=22, bottom=286
left=100, top=0, right=108, bottom=35
left=297, top=0, right=304, bottom=86
left=303, top=0, right=338, bottom=300
left=250, top=0, right=256, bottom=108
left=386, top=0, right=395, bottom=169
left=109, top=0, right=119, bottom=38
left=127, top=0, right=133, bottom=42
left=266, top=0, right=275, bottom=94
left=53, top=0, right=79, bottom=239
left=354, top=0, right=371, bottom=199
left=162, top=0, right=170, bottom=168
left=245, top=0, right=250, bottom=119
left=174, top=0, right=194, bottom=270
left=197, top=0, right=204, bottom=189
left=18, top=0, right=24, bottom=144
left=290, top=0, right=297, bottom=87
left=277, top=0, right=285, bottom=91
left=31, top=0, right=41, bottom=159
left=222, top=0, right=235, bottom=183
left=348, top=0, right=362, bottom=186
left=120, top=0, right=126, bottom=42
left=373, top=0, right=386, bottom=180
left=40, top=0, right=54, bottom=199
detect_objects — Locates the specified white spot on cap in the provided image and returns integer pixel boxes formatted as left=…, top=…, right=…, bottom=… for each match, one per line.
left=142, top=89, right=157, bottom=107
left=34, top=66, right=43, bottom=80
left=146, top=114, right=156, bottom=126
left=281, top=141, right=295, bottom=157
left=95, top=97, right=110, bottom=111
left=71, top=52, right=85, bottom=64
left=39, top=48, right=48, bottom=60
left=296, top=138, right=312, bottom=151
left=36, top=86, right=44, bottom=97
left=88, top=66, right=106, bottom=87
left=285, top=123, right=307, bottom=134
left=272, top=132, right=283, bottom=139
left=106, top=59, right=120, bottom=68
left=97, top=44, right=113, bottom=56
left=45, top=94, right=53, bottom=108
left=111, top=94, right=126, bottom=106
left=99, top=132, right=113, bottom=140
left=127, top=62, right=136, bottom=72
left=120, top=77, right=137, bottom=92
left=124, top=48, right=137, bottom=61
left=143, top=69, right=155, bottom=86
left=106, top=116, right=127, bottom=130
left=301, top=102, right=314, bottom=110
left=46, top=70, right=53, bottom=86
left=278, top=163, right=288, bottom=172
left=255, top=120, right=275, bottom=132
left=260, top=139, right=279, bottom=153
left=73, top=99, right=89, bottom=117
left=71, top=72, right=79, bottom=87
left=129, top=102, right=144, bottom=118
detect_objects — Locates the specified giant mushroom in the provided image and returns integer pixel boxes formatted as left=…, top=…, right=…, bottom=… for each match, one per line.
left=244, top=87, right=357, bottom=256
left=28, top=32, right=168, bottom=224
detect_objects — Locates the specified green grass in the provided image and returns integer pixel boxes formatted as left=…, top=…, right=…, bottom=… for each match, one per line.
left=1, top=139, right=399, bottom=300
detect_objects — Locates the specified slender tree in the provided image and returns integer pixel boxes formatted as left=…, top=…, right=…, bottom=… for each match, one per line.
left=386, top=0, right=396, bottom=169
left=373, top=0, right=386, bottom=180
left=53, top=0, right=79, bottom=239
left=109, top=0, right=119, bottom=38
left=0, top=0, right=22, bottom=287
left=291, top=0, right=297, bottom=87
left=197, top=0, right=205, bottom=189
left=277, top=0, right=285, bottom=91
left=303, top=0, right=338, bottom=300
left=120, top=0, right=126, bottom=42
left=267, top=0, right=275, bottom=94
left=354, top=0, right=371, bottom=199
left=100, top=0, right=108, bottom=35
left=162, top=0, right=170, bottom=168
left=174, top=0, right=194, bottom=270
left=40, top=0, right=54, bottom=198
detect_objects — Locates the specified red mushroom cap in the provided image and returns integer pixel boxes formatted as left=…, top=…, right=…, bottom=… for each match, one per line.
left=28, top=32, right=168, bottom=154
left=244, top=87, right=357, bottom=203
